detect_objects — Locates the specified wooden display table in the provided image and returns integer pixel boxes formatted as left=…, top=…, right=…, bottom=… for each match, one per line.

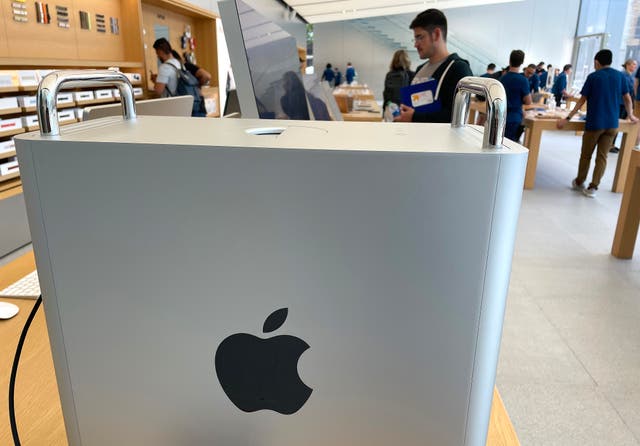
left=333, top=85, right=375, bottom=113
left=342, top=100, right=382, bottom=122
left=522, top=115, right=639, bottom=191
left=612, top=148, right=640, bottom=258
left=0, top=251, right=519, bottom=445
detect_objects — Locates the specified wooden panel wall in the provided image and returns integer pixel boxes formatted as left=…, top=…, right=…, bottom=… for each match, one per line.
left=0, top=0, right=141, bottom=63
left=142, top=2, right=217, bottom=89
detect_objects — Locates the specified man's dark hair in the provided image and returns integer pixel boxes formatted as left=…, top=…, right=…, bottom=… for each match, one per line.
left=410, top=9, right=448, bottom=41
left=527, top=63, right=536, bottom=70
left=509, top=50, right=525, bottom=67
left=547, top=64, right=552, bottom=69
left=326, top=63, right=332, bottom=69
left=153, top=37, right=172, bottom=54
left=563, top=64, right=572, bottom=72
left=537, top=61, right=545, bottom=67
left=487, top=63, right=496, bottom=71
left=594, top=49, right=612, bottom=66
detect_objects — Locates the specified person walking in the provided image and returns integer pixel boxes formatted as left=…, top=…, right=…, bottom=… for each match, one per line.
left=557, top=50, right=638, bottom=198
left=345, top=62, right=356, bottom=84
left=552, top=64, right=572, bottom=107
left=321, top=63, right=335, bottom=86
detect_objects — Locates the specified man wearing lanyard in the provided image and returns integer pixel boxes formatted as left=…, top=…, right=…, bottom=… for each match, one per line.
left=394, top=8, right=472, bottom=123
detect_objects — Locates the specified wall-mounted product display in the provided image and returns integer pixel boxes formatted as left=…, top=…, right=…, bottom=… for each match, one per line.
left=96, top=13, right=106, bottom=32
left=12, top=0, right=28, bottom=22
left=56, top=5, right=69, bottom=28
left=78, top=10, right=90, bottom=29
left=110, top=16, right=119, bottom=34
left=34, top=2, right=52, bottom=24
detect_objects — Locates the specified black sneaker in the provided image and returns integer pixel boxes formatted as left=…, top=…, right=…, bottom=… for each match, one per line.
left=609, top=147, right=620, bottom=154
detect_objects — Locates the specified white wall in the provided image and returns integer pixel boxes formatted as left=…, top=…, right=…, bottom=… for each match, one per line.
left=445, top=0, right=580, bottom=69
left=313, top=23, right=403, bottom=103
left=314, top=0, right=580, bottom=100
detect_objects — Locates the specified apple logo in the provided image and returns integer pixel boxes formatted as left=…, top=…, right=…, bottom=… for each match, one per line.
left=215, top=308, right=312, bottom=415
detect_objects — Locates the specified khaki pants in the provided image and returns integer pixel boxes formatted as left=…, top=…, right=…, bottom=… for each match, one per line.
left=576, top=128, right=618, bottom=188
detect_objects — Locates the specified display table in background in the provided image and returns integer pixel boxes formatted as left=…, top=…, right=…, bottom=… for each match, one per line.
left=522, top=114, right=639, bottom=191
left=342, top=99, right=382, bottom=122
left=612, top=148, right=640, bottom=259
left=0, top=251, right=520, bottom=446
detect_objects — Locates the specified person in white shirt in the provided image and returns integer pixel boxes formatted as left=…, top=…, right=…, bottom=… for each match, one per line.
left=150, top=38, right=181, bottom=97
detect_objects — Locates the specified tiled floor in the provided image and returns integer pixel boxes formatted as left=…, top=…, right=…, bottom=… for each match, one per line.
left=497, top=130, right=640, bottom=445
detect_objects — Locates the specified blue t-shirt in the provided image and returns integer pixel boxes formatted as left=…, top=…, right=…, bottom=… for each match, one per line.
left=322, top=68, right=335, bottom=82
left=622, top=70, right=634, bottom=100
left=499, top=71, right=531, bottom=123
left=581, top=67, right=629, bottom=131
left=635, top=68, right=640, bottom=100
left=552, top=72, right=567, bottom=95
left=345, top=66, right=356, bottom=83
left=539, top=71, right=548, bottom=89
left=528, top=73, right=540, bottom=93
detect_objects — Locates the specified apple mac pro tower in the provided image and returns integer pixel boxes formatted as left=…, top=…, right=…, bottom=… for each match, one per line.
left=16, top=71, right=526, bottom=446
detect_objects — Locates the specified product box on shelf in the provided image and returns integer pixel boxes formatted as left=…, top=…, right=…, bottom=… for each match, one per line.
left=18, top=71, right=39, bottom=87
left=58, top=110, right=75, bottom=122
left=38, top=69, right=54, bottom=80
left=74, top=91, right=95, bottom=102
left=22, top=115, right=38, bottom=128
left=0, top=118, right=23, bottom=132
left=95, top=89, right=114, bottom=100
left=0, top=139, right=16, bottom=155
left=74, top=108, right=84, bottom=120
left=18, top=96, right=37, bottom=108
left=123, top=72, right=142, bottom=83
left=112, top=87, right=143, bottom=98
left=0, top=71, right=19, bottom=89
left=0, top=97, right=19, bottom=110
left=56, top=93, right=74, bottom=105
left=0, top=159, right=19, bottom=176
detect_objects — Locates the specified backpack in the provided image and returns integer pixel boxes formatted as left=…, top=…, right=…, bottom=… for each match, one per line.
left=383, top=70, right=410, bottom=107
left=166, top=63, right=207, bottom=117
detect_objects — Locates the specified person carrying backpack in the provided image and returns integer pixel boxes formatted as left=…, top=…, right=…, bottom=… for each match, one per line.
left=151, top=38, right=206, bottom=117
left=383, top=49, right=413, bottom=113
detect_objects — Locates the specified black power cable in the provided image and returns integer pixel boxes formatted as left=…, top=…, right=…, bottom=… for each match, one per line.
left=9, top=295, right=42, bottom=446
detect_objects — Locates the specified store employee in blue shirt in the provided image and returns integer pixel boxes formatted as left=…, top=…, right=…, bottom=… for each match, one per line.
left=499, top=50, right=532, bottom=142
left=557, top=49, right=638, bottom=198
left=552, top=64, right=572, bottom=106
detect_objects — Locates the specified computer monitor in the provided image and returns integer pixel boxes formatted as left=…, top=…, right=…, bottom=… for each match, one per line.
left=82, top=96, right=194, bottom=121
left=303, top=74, right=343, bottom=121
left=218, top=0, right=313, bottom=120
left=223, top=89, right=241, bottom=117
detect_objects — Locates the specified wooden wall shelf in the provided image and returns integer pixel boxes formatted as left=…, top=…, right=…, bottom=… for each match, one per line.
left=0, top=128, right=25, bottom=138
left=0, top=0, right=220, bottom=199
left=0, top=107, right=21, bottom=116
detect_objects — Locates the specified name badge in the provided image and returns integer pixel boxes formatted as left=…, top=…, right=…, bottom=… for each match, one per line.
left=411, top=90, right=434, bottom=108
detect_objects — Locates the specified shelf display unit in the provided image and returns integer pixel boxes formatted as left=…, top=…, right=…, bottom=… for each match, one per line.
left=0, top=0, right=220, bottom=257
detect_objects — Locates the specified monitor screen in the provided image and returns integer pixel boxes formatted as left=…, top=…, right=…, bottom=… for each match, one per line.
left=219, top=0, right=311, bottom=120
left=219, top=0, right=342, bottom=121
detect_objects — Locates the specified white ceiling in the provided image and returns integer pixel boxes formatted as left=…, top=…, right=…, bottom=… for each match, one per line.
left=286, top=0, right=523, bottom=24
